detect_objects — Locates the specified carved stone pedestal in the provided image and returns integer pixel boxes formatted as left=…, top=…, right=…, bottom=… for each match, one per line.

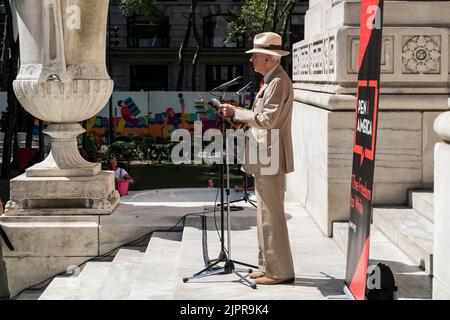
left=25, top=123, right=101, bottom=177
left=5, top=171, right=119, bottom=216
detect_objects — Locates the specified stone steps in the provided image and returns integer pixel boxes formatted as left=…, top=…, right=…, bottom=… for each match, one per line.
left=408, top=190, right=434, bottom=223
left=333, top=189, right=434, bottom=275
left=93, top=247, right=146, bottom=300
left=332, top=221, right=432, bottom=299
left=38, top=232, right=183, bottom=300
left=39, top=261, right=112, bottom=300
left=373, top=206, right=433, bottom=275
left=332, top=221, right=349, bottom=255
left=39, top=249, right=144, bottom=300
left=128, top=232, right=183, bottom=299
left=33, top=198, right=432, bottom=300
left=76, top=262, right=114, bottom=299
left=372, top=189, right=434, bottom=276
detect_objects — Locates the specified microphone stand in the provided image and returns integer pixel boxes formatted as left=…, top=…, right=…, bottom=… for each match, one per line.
left=229, top=84, right=257, bottom=209
left=183, top=86, right=257, bottom=289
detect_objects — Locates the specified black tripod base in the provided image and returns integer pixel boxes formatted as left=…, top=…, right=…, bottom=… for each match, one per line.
left=229, top=196, right=257, bottom=209
left=229, top=189, right=257, bottom=209
left=183, top=259, right=258, bottom=289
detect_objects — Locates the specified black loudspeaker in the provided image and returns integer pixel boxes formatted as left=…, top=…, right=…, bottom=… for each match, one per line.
left=366, top=263, right=398, bottom=300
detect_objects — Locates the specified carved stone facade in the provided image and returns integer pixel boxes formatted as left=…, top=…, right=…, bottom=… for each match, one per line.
left=293, top=27, right=449, bottom=91
left=294, top=36, right=335, bottom=79
left=287, top=0, right=450, bottom=239
left=402, top=35, right=441, bottom=75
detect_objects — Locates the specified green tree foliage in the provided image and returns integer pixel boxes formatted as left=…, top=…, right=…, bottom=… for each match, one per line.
left=227, top=0, right=269, bottom=40
left=113, top=0, right=160, bottom=21
left=105, top=140, right=138, bottom=161
left=227, top=0, right=297, bottom=48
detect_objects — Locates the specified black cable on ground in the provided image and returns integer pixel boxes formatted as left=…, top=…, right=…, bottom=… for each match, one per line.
left=203, top=186, right=228, bottom=256
left=0, top=226, right=14, bottom=251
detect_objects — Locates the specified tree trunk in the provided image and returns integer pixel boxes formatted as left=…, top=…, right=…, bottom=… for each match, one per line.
left=176, top=3, right=195, bottom=91
left=1, top=1, right=20, bottom=178
left=0, top=1, right=7, bottom=85
left=280, top=0, right=296, bottom=70
left=262, top=0, right=272, bottom=32
left=271, top=0, right=280, bottom=32
left=191, top=0, right=201, bottom=91
left=25, top=114, right=34, bottom=148
left=280, top=0, right=296, bottom=46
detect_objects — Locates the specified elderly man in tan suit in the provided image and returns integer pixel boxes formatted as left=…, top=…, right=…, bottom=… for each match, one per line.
left=220, top=32, right=295, bottom=285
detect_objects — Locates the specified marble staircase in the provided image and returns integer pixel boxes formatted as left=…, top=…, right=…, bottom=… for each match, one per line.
left=374, top=190, right=434, bottom=275
left=19, top=199, right=432, bottom=300
left=38, top=232, right=183, bottom=300
left=334, top=190, right=434, bottom=275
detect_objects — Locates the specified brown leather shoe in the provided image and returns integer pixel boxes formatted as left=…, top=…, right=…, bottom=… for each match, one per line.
left=255, top=276, right=295, bottom=285
left=249, top=271, right=265, bottom=279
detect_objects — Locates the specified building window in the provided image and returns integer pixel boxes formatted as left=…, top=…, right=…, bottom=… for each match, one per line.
left=204, top=15, right=244, bottom=48
left=205, top=65, right=243, bottom=92
left=130, top=65, right=168, bottom=91
left=290, top=14, right=305, bottom=46
left=127, top=16, right=169, bottom=48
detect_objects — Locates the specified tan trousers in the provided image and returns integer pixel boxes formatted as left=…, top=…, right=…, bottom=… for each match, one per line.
left=254, top=174, right=295, bottom=279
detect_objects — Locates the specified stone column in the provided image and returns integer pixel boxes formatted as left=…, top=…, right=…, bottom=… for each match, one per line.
left=432, top=111, right=450, bottom=299
left=287, top=0, right=450, bottom=236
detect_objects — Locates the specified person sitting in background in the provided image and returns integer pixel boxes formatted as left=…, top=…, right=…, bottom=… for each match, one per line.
left=207, top=179, right=215, bottom=188
left=108, top=158, right=134, bottom=185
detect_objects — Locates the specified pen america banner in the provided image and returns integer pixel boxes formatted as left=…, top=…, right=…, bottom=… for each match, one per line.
left=345, top=0, right=384, bottom=300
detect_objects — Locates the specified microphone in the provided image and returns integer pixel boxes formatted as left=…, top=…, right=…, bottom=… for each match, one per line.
left=210, top=76, right=243, bottom=92
left=234, top=82, right=254, bottom=96
left=210, top=98, right=221, bottom=107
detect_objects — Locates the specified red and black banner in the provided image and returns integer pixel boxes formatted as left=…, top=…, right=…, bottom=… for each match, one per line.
left=345, top=0, right=384, bottom=300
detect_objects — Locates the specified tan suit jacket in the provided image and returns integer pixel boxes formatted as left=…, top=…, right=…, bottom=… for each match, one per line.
left=234, top=65, right=294, bottom=175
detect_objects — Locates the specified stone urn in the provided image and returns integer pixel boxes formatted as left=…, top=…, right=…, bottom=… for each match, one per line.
left=13, top=0, right=113, bottom=177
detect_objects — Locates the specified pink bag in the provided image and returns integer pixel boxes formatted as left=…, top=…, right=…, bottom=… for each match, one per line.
left=117, top=180, right=129, bottom=197
left=117, top=168, right=129, bottom=197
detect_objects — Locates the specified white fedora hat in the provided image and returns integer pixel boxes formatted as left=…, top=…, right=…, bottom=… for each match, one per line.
left=245, top=32, right=290, bottom=57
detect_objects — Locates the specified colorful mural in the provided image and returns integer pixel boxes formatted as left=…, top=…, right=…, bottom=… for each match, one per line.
left=0, top=90, right=256, bottom=151
left=86, top=91, right=256, bottom=143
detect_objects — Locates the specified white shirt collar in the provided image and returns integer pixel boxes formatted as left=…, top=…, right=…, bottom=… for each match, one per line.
left=263, top=64, right=279, bottom=84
